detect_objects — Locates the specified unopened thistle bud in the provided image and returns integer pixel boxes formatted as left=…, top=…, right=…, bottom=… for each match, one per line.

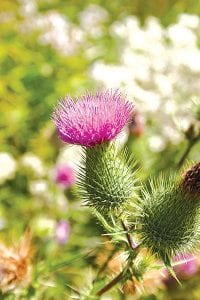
left=136, top=172, right=200, bottom=267
left=182, top=162, right=200, bottom=196
left=129, top=110, right=145, bottom=137
left=78, top=143, right=138, bottom=213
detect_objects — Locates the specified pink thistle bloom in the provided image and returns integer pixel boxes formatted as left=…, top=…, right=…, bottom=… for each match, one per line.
left=55, top=220, right=70, bottom=245
left=55, top=165, right=76, bottom=188
left=52, top=90, right=134, bottom=147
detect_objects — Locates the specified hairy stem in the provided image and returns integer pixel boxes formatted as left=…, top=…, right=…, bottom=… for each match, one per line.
left=121, top=220, right=139, bottom=251
left=96, top=271, right=124, bottom=296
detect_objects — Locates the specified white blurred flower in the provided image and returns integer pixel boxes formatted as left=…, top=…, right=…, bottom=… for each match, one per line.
left=57, top=145, right=82, bottom=174
left=29, top=180, right=48, bottom=196
left=19, top=8, right=84, bottom=56
left=167, top=24, right=197, bottom=47
left=178, top=14, right=200, bottom=29
left=122, top=50, right=150, bottom=82
left=0, top=153, right=17, bottom=184
left=91, top=63, right=132, bottom=87
left=110, top=20, right=128, bottom=38
left=162, top=125, right=182, bottom=145
left=37, top=11, right=84, bottom=56
left=79, top=4, right=109, bottom=38
left=91, top=13, right=200, bottom=151
left=0, top=218, right=6, bottom=230
left=175, top=49, right=200, bottom=72
left=154, top=74, right=173, bottom=96
left=145, top=17, right=163, bottom=41
left=34, top=216, right=56, bottom=237
left=21, top=153, right=45, bottom=177
left=148, top=135, right=166, bottom=152
left=19, top=0, right=37, bottom=16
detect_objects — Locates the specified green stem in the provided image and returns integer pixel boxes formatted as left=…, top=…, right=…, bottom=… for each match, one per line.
left=94, top=220, right=139, bottom=296
left=177, top=140, right=196, bottom=169
left=96, top=271, right=124, bottom=296
left=121, top=220, right=139, bottom=251
left=94, top=247, right=117, bottom=281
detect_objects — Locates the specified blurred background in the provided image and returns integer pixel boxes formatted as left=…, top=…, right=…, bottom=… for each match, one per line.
left=0, top=0, right=200, bottom=299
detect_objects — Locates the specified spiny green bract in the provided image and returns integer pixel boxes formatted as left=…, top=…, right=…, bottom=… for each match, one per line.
left=77, top=143, right=138, bottom=214
left=136, top=174, right=200, bottom=265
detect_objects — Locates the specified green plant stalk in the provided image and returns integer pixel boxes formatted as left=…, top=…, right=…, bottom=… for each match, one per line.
left=121, top=220, right=139, bottom=251
left=94, top=247, right=118, bottom=282
left=96, top=270, right=124, bottom=296
left=177, top=139, right=196, bottom=169
left=95, top=220, right=140, bottom=296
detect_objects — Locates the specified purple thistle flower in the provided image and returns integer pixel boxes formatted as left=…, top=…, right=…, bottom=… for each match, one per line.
left=55, top=220, right=70, bottom=245
left=54, top=164, right=76, bottom=188
left=52, top=90, right=134, bottom=147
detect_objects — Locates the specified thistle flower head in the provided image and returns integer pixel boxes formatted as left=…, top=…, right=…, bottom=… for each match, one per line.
left=53, top=90, right=133, bottom=147
left=0, top=230, right=33, bottom=293
left=182, top=162, right=200, bottom=196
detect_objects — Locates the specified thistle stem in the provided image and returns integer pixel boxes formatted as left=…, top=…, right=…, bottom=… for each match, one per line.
left=177, top=140, right=196, bottom=169
left=95, top=223, right=139, bottom=296
left=94, top=247, right=117, bottom=281
left=121, top=220, right=139, bottom=251
left=96, top=271, right=124, bottom=296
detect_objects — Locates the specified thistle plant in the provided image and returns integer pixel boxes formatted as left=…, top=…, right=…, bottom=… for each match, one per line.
left=53, top=90, right=137, bottom=214
left=53, top=89, right=200, bottom=297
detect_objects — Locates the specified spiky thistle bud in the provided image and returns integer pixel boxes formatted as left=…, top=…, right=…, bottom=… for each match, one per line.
left=136, top=173, right=200, bottom=268
left=182, top=162, right=200, bottom=196
left=77, top=143, right=138, bottom=214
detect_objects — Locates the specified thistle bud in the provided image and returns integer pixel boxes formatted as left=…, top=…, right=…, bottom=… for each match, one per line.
left=129, top=110, right=145, bottom=137
left=136, top=174, right=200, bottom=267
left=182, top=162, right=200, bottom=196
left=77, top=143, right=137, bottom=214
